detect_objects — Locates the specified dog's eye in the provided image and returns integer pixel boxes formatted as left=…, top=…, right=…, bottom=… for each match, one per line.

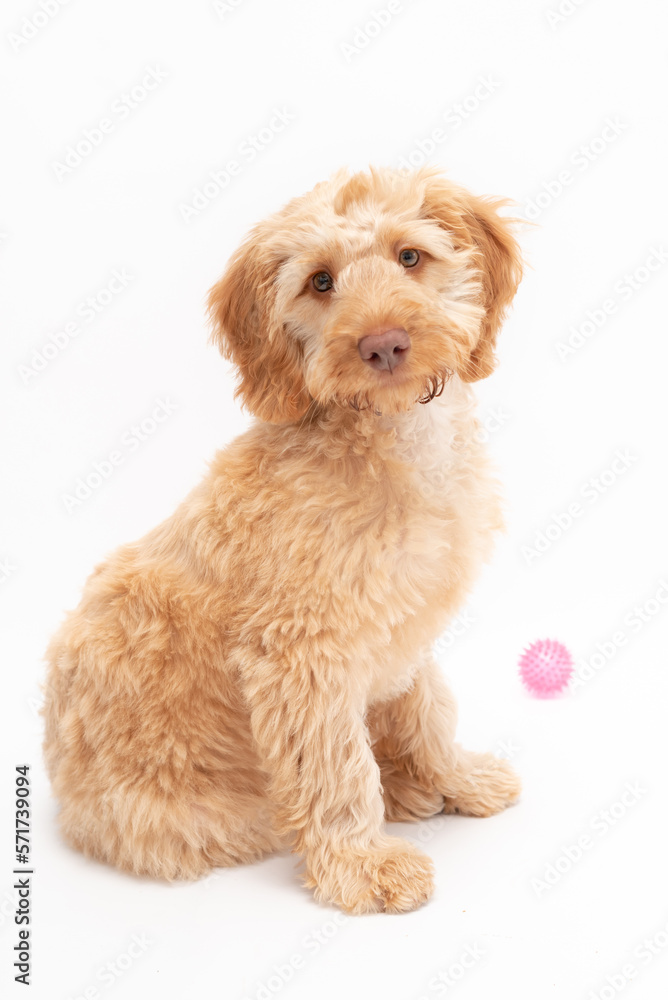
left=312, top=271, right=333, bottom=292
left=399, top=248, right=420, bottom=268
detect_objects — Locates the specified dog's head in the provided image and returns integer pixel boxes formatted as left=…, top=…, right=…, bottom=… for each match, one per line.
left=208, top=167, right=523, bottom=423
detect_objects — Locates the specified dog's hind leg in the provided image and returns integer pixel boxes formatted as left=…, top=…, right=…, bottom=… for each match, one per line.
left=369, top=656, right=521, bottom=820
left=43, top=592, right=286, bottom=881
left=376, top=755, right=445, bottom=822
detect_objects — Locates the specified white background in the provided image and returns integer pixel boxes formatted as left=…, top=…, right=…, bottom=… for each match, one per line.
left=2, top=0, right=668, bottom=997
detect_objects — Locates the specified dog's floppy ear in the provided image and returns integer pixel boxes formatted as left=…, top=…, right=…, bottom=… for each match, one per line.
left=421, top=172, right=523, bottom=381
left=208, top=230, right=310, bottom=423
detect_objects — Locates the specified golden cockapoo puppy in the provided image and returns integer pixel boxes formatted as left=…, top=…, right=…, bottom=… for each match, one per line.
left=44, top=167, right=523, bottom=913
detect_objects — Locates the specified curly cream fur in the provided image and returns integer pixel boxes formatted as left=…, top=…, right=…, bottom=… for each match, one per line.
left=43, top=167, right=523, bottom=913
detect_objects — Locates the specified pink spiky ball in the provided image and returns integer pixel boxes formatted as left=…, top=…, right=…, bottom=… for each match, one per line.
left=519, top=639, right=573, bottom=698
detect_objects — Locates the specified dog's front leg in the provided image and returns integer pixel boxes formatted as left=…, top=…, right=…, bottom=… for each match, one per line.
left=370, top=657, right=521, bottom=820
left=241, top=653, right=434, bottom=913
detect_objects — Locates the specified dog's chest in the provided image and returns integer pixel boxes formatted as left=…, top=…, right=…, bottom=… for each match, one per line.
left=363, top=391, right=500, bottom=700
left=385, top=394, right=478, bottom=570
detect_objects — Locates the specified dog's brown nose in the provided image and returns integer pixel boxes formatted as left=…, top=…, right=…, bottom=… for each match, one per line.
left=358, top=328, right=410, bottom=373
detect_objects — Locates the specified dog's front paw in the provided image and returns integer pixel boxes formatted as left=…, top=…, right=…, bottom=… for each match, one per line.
left=305, top=837, right=434, bottom=914
left=442, top=751, right=521, bottom=818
